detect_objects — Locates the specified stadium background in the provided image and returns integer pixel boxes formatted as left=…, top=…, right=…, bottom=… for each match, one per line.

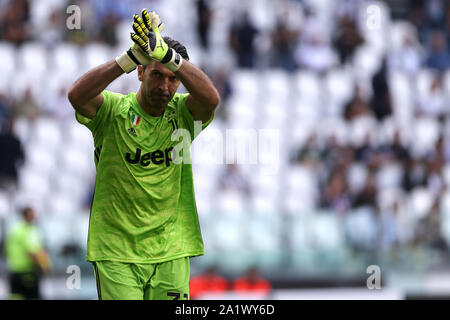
left=1, top=0, right=450, bottom=299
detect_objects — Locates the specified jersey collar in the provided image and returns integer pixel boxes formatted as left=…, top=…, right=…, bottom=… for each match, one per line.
left=130, top=92, right=165, bottom=124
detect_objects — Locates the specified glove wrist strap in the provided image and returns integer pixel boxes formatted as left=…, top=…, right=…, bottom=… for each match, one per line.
left=115, top=49, right=139, bottom=73
left=162, top=48, right=183, bottom=72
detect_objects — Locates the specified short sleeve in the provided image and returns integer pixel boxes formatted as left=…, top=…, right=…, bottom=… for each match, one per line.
left=178, top=93, right=214, bottom=141
left=25, top=228, right=43, bottom=254
left=75, top=90, right=123, bottom=140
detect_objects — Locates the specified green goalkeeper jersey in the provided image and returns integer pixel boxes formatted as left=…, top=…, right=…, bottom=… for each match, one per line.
left=76, top=90, right=212, bottom=263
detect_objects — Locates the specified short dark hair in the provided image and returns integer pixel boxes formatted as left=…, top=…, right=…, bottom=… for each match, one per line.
left=163, top=36, right=189, bottom=61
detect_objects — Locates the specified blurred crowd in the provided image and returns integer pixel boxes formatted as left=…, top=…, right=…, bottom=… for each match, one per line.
left=0, top=0, right=450, bottom=270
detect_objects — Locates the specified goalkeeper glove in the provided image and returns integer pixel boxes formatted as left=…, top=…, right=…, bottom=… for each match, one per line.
left=115, top=9, right=166, bottom=73
left=143, top=10, right=184, bottom=72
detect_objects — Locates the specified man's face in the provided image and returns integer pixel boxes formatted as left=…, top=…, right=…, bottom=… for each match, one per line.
left=138, top=62, right=181, bottom=109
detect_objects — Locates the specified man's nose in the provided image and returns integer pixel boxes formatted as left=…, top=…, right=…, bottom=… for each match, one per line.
left=158, top=78, right=169, bottom=91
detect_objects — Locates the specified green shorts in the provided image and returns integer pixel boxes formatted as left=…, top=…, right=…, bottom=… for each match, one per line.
left=92, top=257, right=190, bottom=300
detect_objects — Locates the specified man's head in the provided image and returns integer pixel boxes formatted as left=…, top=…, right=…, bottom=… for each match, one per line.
left=22, top=206, right=36, bottom=224
left=137, top=37, right=189, bottom=111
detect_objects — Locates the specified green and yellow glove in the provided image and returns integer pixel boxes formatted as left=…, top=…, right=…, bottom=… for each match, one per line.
left=115, top=9, right=164, bottom=73
left=115, top=9, right=183, bottom=73
left=143, top=10, right=183, bottom=72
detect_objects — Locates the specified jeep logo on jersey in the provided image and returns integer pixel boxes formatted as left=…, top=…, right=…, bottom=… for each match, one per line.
left=125, top=147, right=174, bottom=167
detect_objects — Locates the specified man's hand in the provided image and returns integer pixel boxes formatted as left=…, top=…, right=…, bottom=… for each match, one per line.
left=115, top=9, right=165, bottom=73
left=143, top=10, right=184, bottom=72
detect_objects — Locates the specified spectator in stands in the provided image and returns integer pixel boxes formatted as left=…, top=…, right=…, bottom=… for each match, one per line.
left=38, top=9, right=64, bottom=48
left=388, top=27, right=422, bottom=77
left=294, top=32, right=336, bottom=74
left=196, top=0, right=213, bottom=50
left=416, top=199, right=447, bottom=250
left=370, top=58, right=393, bottom=121
left=98, top=11, right=120, bottom=46
left=294, top=11, right=336, bottom=74
left=231, top=267, right=271, bottom=295
left=270, top=18, right=299, bottom=72
left=319, top=168, right=352, bottom=214
left=5, top=207, right=52, bottom=299
left=378, top=129, right=411, bottom=166
left=425, top=149, right=445, bottom=197
left=0, top=93, right=12, bottom=130
left=189, top=266, right=228, bottom=299
left=293, top=134, right=322, bottom=171
left=402, top=158, right=428, bottom=192
left=332, top=16, right=364, bottom=65
left=209, top=66, right=232, bottom=121
left=417, top=73, right=447, bottom=120
left=0, top=118, right=24, bottom=192
left=229, top=11, right=259, bottom=68
left=353, top=171, right=378, bottom=210
left=0, top=0, right=31, bottom=44
left=344, top=85, right=373, bottom=121
left=426, top=31, right=450, bottom=71
left=12, top=87, right=40, bottom=122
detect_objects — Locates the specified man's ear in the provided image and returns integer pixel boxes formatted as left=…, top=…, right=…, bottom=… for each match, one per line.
left=137, top=65, right=144, bottom=82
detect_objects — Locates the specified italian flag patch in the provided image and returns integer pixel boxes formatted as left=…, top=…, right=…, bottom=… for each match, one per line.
left=132, top=114, right=140, bottom=126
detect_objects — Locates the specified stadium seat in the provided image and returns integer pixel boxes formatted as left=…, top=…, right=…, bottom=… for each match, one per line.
left=411, top=117, right=440, bottom=157
left=50, top=43, right=80, bottom=75
left=52, top=170, right=88, bottom=205
left=58, top=146, right=94, bottom=181
left=352, top=44, right=382, bottom=80
left=230, top=70, right=260, bottom=100
left=82, top=43, right=114, bottom=71
left=18, top=165, right=51, bottom=200
left=347, top=163, right=369, bottom=194
left=45, top=191, right=80, bottom=215
left=443, top=69, right=450, bottom=98
left=284, top=165, right=318, bottom=215
left=443, top=164, right=450, bottom=188
left=316, top=117, right=348, bottom=146
left=389, top=21, right=417, bottom=51
left=30, top=117, right=62, bottom=153
left=408, top=187, right=435, bottom=221
left=324, top=67, right=355, bottom=117
left=440, top=192, right=450, bottom=247
left=17, top=42, right=48, bottom=75
left=294, top=70, right=321, bottom=104
left=12, top=117, right=31, bottom=145
left=210, top=213, right=245, bottom=252
left=216, top=190, right=246, bottom=216
left=247, top=214, right=281, bottom=251
left=263, top=69, right=292, bottom=102
left=388, top=71, right=413, bottom=120
left=348, top=116, right=377, bottom=147
left=376, top=163, right=403, bottom=190
left=0, top=191, right=11, bottom=218
left=415, top=69, right=435, bottom=100
left=65, top=119, right=95, bottom=153
left=0, top=42, right=15, bottom=82
left=344, top=207, right=378, bottom=250
left=25, top=144, right=57, bottom=177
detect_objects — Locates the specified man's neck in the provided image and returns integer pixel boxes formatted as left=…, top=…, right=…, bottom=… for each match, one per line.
left=136, top=90, right=165, bottom=117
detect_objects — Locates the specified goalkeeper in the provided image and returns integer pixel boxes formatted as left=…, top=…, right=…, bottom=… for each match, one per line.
left=68, top=9, right=219, bottom=300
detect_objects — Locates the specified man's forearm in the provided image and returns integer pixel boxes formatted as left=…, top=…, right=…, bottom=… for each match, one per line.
left=175, top=60, right=220, bottom=112
left=68, top=60, right=124, bottom=109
